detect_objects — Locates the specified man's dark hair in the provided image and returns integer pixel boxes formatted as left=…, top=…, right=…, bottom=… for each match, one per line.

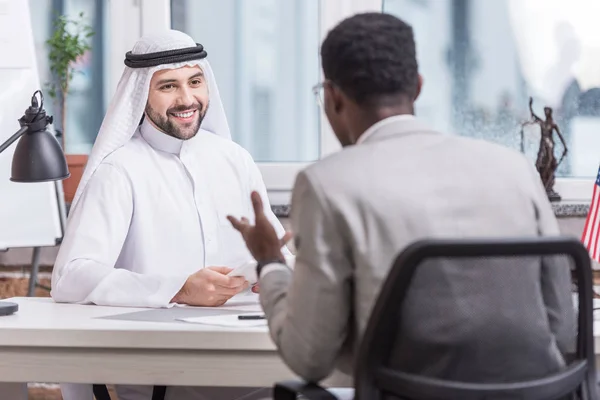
left=321, top=12, right=419, bottom=106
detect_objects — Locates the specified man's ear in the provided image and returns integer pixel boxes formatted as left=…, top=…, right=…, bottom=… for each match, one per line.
left=326, top=83, right=344, bottom=114
left=414, top=74, right=424, bottom=101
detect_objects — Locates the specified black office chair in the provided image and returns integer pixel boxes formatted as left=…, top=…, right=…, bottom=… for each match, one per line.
left=274, top=237, right=597, bottom=400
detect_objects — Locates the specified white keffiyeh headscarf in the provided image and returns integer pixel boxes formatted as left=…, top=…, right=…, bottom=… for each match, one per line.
left=70, top=30, right=231, bottom=209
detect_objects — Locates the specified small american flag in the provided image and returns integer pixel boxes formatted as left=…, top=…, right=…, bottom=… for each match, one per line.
left=581, top=165, right=600, bottom=262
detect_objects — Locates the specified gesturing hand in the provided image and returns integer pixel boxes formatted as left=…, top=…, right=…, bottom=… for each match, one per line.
left=227, top=191, right=292, bottom=263
left=171, top=266, right=249, bottom=307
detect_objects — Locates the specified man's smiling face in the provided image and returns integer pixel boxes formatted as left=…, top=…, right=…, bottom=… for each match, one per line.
left=145, top=65, right=209, bottom=140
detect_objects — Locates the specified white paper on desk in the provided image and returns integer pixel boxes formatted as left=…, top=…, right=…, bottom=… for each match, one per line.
left=178, top=314, right=267, bottom=327
left=218, top=303, right=263, bottom=313
left=174, top=293, right=264, bottom=313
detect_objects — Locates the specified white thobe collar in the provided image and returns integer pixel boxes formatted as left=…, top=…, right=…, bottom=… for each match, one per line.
left=139, top=116, right=184, bottom=156
left=356, top=114, right=416, bottom=145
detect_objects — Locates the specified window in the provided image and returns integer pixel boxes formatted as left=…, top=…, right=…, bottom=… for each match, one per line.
left=27, top=0, right=385, bottom=203
left=164, top=0, right=381, bottom=202
left=31, top=0, right=596, bottom=203
left=171, top=0, right=321, bottom=163
left=383, top=0, right=600, bottom=200
left=29, top=0, right=107, bottom=155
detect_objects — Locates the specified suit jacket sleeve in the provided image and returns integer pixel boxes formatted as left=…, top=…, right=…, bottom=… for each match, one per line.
left=259, top=170, right=353, bottom=382
left=527, top=162, right=576, bottom=355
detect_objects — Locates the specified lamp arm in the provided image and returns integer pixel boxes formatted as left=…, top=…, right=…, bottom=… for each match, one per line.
left=0, top=126, right=29, bottom=154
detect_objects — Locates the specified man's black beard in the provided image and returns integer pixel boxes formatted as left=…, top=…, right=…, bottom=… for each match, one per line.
left=145, top=102, right=207, bottom=140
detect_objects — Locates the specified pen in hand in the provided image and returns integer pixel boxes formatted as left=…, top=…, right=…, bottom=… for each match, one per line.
left=238, top=314, right=265, bottom=320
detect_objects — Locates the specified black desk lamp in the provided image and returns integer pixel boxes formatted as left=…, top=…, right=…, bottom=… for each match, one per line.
left=0, top=90, right=70, bottom=182
left=0, top=90, right=70, bottom=316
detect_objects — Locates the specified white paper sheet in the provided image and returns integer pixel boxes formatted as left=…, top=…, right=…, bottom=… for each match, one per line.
left=178, top=314, right=267, bottom=327
left=173, top=292, right=264, bottom=313
left=218, top=303, right=263, bottom=313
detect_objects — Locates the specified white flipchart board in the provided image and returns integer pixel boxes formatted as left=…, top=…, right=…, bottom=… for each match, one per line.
left=0, top=0, right=65, bottom=250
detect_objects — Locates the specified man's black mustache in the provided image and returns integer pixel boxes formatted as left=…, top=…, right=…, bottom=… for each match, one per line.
left=168, top=103, right=202, bottom=113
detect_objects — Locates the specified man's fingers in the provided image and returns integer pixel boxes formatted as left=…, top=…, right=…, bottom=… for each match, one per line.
left=205, top=268, right=236, bottom=286
left=209, top=270, right=247, bottom=289
left=250, top=191, right=265, bottom=219
left=219, top=276, right=247, bottom=289
left=206, top=266, right=234, bottom=275
left=227, top=216, right=241, bottom=230
left=215, top=282, right=248, bottom=296
left=205, top=267, right=249, bottom=290
left=280, top=231, right=293, bottom=247
left=227, top=216, right=246, bottom=232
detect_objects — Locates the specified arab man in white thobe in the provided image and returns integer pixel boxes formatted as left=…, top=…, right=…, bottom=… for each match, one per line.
left=51, top=30, right=290, bottom=400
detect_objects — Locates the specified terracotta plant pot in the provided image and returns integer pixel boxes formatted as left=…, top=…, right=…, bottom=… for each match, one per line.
left=62, top=154, right=88, bottom=204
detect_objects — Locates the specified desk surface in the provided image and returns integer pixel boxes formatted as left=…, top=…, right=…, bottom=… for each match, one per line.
left=2, top=296, right=600, bottom=351
left=0, top=296, right=276, bottom=351
left=0, top=296, right=596, bottom=390
left=0, top=296, right=305, bottom=389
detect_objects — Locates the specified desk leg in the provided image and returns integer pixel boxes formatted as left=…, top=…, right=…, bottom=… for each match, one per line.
left=27, top=247, right=41, bottom=297
left=0, top=383, right=27, bottom=399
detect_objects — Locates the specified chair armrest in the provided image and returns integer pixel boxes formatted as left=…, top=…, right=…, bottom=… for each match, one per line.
left=274, top=380, right=339, bottom=400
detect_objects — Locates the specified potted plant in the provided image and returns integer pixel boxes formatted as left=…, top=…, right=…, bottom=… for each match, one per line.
left=46, top=12, right=94, bottom=203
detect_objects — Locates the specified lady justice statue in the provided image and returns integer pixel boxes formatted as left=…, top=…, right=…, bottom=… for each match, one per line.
left=521, top=97, right=568, bottom=201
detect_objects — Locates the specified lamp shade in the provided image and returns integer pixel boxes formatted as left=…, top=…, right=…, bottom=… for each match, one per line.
left=10, top=127, right=70, bottom=183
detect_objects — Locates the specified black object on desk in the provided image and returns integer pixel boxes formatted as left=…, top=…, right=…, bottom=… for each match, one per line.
left=0, top=302, right=18, bottom=316
left=238, top=314, right=265, bottom=320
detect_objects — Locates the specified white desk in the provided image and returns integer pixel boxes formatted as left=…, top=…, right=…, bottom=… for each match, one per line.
left=0, top=296, right=308, bottom=399
left=0, top=297, right=597, bottom=399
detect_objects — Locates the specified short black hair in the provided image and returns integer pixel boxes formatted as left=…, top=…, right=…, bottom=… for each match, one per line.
left=321, top=12, right=419, bottom=106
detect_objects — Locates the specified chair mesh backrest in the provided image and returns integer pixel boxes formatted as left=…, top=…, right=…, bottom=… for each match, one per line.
left=393, top=254, right=576, bottom=382
left=355, top=238, right=595, bottom=400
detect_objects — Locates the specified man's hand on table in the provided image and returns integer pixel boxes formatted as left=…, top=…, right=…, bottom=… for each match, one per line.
left=171, top=266, right=249, bottom=306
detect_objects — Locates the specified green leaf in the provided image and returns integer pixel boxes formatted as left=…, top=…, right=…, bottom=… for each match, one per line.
left=44, top=11, right=95, bottom=142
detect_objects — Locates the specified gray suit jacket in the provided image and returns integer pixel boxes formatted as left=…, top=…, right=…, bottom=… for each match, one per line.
left=259, top=116, right=575, bottom=384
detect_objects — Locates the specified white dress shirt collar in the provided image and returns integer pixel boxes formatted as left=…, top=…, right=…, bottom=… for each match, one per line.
left=140, top=116, right=184, bottom=155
